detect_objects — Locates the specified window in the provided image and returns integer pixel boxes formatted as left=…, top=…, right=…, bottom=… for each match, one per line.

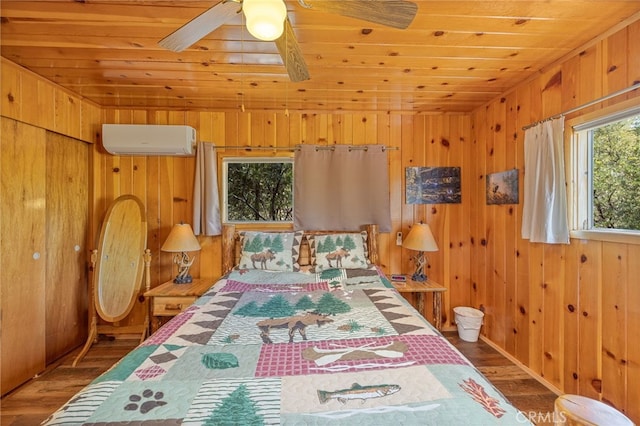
left=222, top=157, right=293, bottom=223
left=572, top=106, right=640, bottom=235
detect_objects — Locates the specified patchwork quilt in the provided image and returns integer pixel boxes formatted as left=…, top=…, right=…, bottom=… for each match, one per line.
left=44, top=268, right=531, bottom=425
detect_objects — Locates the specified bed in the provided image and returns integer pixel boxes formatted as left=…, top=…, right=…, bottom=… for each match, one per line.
left=44, top=224, right=530, bottom=425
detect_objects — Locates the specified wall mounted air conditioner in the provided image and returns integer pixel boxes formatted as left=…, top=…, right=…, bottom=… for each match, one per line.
left=102, top=124, right=196, bottom=156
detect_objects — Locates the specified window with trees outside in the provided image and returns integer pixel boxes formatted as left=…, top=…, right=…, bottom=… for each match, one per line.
left=222, top=157, right=293, bottom=223
left=572, top=106, right=640, bottom=236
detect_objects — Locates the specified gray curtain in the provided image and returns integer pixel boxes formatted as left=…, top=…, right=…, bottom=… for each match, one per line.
left=192, top=142, right=222, bottom=236
left=294, top=144, right=391, bottom=232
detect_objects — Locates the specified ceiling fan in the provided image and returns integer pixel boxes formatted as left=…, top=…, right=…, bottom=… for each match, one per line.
left=158, top=0, right=418, bottom=82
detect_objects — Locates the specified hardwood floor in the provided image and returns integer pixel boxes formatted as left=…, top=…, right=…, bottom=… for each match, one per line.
left=1, top=332, right=558, bottom=425
left=444, top=332, right=558, bottom=425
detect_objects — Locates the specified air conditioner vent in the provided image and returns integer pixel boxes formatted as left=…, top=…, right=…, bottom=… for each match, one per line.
left=102, top=124, right=196, bottom=156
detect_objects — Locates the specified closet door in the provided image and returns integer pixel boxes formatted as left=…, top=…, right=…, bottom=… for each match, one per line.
left=0, top=118, right=47, bottom=395
left=45, top=133, right=89, bottom=363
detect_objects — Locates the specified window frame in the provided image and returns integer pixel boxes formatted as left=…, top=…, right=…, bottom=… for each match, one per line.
left=568, top=97, right=640, bottom=244
left=221, top=155, right=294, bottom=225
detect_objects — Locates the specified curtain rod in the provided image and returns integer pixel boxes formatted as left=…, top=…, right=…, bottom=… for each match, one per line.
left=522, top=82, right=640, bottom=131
left=200, top=143, right=399, bottom=151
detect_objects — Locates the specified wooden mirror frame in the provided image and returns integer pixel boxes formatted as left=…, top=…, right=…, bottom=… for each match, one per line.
left=73, top=195, right=150, bottom=366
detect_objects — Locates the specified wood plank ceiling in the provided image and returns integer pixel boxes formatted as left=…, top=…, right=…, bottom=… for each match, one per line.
left=2, top=0, right=640, bottom=113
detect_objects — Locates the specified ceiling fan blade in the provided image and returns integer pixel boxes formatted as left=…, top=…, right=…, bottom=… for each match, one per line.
left=274, top=18, right=310, bottom=82
left=159, top=0, right=242, bottom=52
left=300, top=0, right=417, bottom=29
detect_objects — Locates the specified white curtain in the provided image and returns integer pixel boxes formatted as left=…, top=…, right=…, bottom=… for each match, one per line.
left=192, top=142, right=222, bottom=236
left=521, top=117, right=570, bottom=244
left=294, top=145, right=391, bottom=232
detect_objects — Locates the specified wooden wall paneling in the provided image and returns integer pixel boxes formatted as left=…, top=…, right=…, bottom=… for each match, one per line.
left=603, top=27, right=629, bottom=105
left=468, top=115, right=479, bottom=311
left=629, top=21, right=640, bottom=90
left=600, top=242, right=628, bottom=413
left=273, top=112, right=290, bottom=148
left=0, top=118, right=46, bottom=395
left=45, top=133, right=89, bottom=364
left=158, top=155, right=175, bottom=286
left=482, top=102, right=497, bottom=341
left=145, top=156, right=163, bottom=286
left=1, top=60, right=22, bottom=121
left=542, top=244, right=565, bottom=390
left=325, top=114, right=339, bottom=145
left=446, top=115, right=467, bottom=328
left=493, top=99, right=508, bottom=348
left=514, top=85, right=530, bottom=365
left=469, top=109, right=487, bottom=315
left=361, top=113, right=378, bottom=144
left=627, top=244, right=640, bottom=421
left=503, top=92, right=518, bottom=356
left=338, top=114, right=353, bottom=144
left=560, top=55, right=581, bottom=114
left=476, top=107, right=489, bottom=333
left=250, top=112, right=267, bottom=146
left=54, top=89, right=82, bottom=140
left=577, top=240, right=602, bottom=399
left=350, top=114, right=364, bottom=145
left=300, top=113, right=312, bottom=144
left=119, top=155, right=134, bottom=195
left=528, top=243, right=545, bottom=377
left=562, top=240, right=580, bottom=395
left=80, top=102, right=102, bottom=145
left=318, top=113, right=331, bottom=145
left=288, top=113, right=302, bottom=147
left=21, top=73, right=55, bottom=130
left=237, top=112, right=251, bottom=145
left=459, top=115, right=472, bottom=323
left=223, top=112, right=239, bottom=147
left=577, top=44, right=604, bottom=115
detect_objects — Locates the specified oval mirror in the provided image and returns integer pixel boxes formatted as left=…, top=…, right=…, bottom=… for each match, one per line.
left=94, top=195, right=147, bottom=322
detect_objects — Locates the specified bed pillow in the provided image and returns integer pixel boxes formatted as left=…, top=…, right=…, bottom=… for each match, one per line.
left=237, top=231, right=303, bottom=272
left=308, top=231, right=371, bottom=271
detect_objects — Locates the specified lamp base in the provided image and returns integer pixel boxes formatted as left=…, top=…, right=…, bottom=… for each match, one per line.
left=411, top=272, right=427, bottom=282
left=173, top=274, right=193, bottom=284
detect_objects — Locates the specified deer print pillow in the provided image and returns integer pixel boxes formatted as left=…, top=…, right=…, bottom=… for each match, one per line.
left=308, top=232, right=371, bottom=272
left=238, top=231, right=304, bottom=272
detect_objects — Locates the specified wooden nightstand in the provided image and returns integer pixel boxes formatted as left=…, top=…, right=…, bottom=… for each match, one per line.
left=391, top=278, right=447, bottom=331
left=144, top=277, right=216, bottom=333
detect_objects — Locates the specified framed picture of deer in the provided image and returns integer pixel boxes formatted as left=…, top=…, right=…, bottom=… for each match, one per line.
left=486, top=168, right=519, bottom=205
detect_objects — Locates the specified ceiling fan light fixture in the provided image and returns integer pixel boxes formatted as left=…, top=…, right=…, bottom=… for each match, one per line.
left=243, top=0, right=287, bottom=41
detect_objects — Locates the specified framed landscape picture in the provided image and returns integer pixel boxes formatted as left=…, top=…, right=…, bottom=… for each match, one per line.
left=406, top=166, right=461, bottom=204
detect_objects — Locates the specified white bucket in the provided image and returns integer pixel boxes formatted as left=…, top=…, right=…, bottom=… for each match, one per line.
left=454, top=306, right=484, bottom=342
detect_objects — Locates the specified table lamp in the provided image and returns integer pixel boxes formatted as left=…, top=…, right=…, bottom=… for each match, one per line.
left=161, top=223, right=201, bottom=284
left=402, top=222, right=439, bottom=282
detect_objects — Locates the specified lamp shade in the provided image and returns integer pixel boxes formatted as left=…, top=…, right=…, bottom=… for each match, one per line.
left=161, top=223, right=201, bottom=252
left=243, top=0, right=287, bottom=41
left=402, top=223, right=439, bottom=252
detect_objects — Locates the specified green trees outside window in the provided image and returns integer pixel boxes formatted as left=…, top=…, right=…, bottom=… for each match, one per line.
left=225, top=159, right=293, bottom=222
left=592, top=115, right=640, bottom=230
